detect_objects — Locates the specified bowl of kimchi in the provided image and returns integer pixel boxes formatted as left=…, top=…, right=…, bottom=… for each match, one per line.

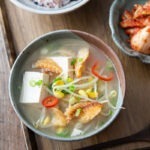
left=109, top=0, right=150, bottom=63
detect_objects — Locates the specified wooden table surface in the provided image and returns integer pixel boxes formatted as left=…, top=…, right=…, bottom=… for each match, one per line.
left=0, top=0, right=150, bottom=149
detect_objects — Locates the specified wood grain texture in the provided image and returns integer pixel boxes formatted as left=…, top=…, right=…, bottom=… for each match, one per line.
left=0, top=5, right=27, bottom=150
left=3, top=0, right=150, bottom=149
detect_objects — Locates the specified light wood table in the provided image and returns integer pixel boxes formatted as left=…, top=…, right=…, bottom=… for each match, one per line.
left=0, top=0, right=150, bottom=149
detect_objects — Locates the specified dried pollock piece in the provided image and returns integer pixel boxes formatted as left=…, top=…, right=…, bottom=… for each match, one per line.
left=65, top=102, right=102, bottom=124
left=78, top=102, right=102, bottom=124
left=34, top=58, right=62, bottom=74
left=51, top=108, right=67, bottom=127
left=75, top=48, right=89, bottom=78
left=65, top=102, right=90, bottom=121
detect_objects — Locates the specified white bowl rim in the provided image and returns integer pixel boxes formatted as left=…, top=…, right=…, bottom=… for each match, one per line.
left=10, top=0, right=90, bottom=14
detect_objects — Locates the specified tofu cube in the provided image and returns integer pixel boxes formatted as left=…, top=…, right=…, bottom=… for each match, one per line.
left=20, top=72, right=49, bottom=103
left=50, top=57, right=73, bottom=79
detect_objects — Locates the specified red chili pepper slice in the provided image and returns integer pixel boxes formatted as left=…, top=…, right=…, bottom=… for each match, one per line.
left=42, top=96, right=58, bottom=108
left=91, top=61, right=113, bottom=81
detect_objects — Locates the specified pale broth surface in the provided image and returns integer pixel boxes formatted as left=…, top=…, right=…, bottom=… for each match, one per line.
left=19, top=38, right=120, bottom=138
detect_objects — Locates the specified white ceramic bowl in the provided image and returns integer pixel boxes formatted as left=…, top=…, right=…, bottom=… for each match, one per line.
left=10, top=0, right=89, bottom=15
left=9, top=30, right=125, bottom=141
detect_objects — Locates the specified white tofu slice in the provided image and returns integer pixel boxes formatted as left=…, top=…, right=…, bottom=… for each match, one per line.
left=20, top=72, right=49, bottom=103
left=50, top=57, right=73, bottom=79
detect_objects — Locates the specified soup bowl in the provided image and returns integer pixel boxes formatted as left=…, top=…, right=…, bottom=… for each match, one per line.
left=9, top=30, right=125, bottom=141
left=10, top=0, right=89, bottom=15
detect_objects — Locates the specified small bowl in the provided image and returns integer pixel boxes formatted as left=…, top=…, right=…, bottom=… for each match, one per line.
left=9, top=30, right=125, bottom=141
left=109, top=0, right=150, bottom=64
left=10, top=0, right=89, bottom=15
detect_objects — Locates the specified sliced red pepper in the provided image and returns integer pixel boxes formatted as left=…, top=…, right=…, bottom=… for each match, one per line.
left=42, top=96, right=58, bottom=108
left=91, top=61, right=113, bottom=81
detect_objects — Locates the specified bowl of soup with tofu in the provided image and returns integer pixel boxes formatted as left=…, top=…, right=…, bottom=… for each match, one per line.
left=9, top=30, right=125, bottom=141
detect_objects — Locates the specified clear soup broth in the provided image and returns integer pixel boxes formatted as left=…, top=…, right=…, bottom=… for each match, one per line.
left=18, top=36, right=122, bottom=139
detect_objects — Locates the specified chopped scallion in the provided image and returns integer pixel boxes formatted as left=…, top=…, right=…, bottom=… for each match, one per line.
left=48, top=83, right=53, bottom=90
left=75, top=108, right=82, bottom=117
left=109, top=110, right=113, bottom=116
left=78, top=58, right=83, bottom=62
left=69, top=97, right=80, bottom=105
left=69, top=85, right=75, bottom=92
left=62, top=90, right=69, bottom=94
left=53, top=77, right=62, bottom=83
left=71, top=58, right=77, bottom=66
left=36, top=80, right=43, bottom=86
left=99, top=121, right=105, bottom=126
left=106, top=60, right=114, bottom=70
left=29, top=79, right=43, bottom=87
left=29, top=80, right=36, bottom=87
left=56, top=128, right=70, bottom=137
left=109, top=90, right=117, bottom=98
left=66, top=77, right=73, bottom=83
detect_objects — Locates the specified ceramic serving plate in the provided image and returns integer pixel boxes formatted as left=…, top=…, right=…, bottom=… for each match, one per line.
left=109, top=0, right=150, bottom=63
left=9, top=30, right=125, bottom=141
left=10, top=0, right=89, bottom=15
